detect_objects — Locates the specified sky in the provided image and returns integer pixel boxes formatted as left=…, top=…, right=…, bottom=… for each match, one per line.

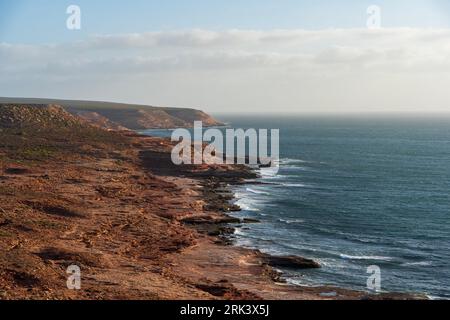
left=1, top=0, right=450, bottom=113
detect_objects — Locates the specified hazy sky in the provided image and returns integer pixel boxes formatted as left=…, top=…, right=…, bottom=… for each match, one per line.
left=1, top=0, right=450, bottom=113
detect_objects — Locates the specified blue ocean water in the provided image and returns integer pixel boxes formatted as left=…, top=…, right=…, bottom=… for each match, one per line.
left=141, top=115, right=450, bottom=298
left=219, top=115, right=450, bottom=299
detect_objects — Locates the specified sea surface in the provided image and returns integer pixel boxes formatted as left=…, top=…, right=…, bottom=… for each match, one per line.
left=140, top=115, right=450, bottom=299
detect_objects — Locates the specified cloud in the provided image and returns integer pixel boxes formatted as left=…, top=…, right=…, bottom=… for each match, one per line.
left=2, top=28, right=450, bottom=112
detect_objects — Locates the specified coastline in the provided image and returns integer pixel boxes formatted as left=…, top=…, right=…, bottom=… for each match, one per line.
left=134, top=132, right=426, bottom=300
left=0, top=125, right=426, bottom=299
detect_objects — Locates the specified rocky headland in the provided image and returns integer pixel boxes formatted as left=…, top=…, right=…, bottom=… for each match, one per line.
left=0, top=103, right=426, bottom=300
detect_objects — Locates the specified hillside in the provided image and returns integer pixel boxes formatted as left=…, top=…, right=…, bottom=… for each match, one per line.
left=0, top=103, right=129, bottom=163
left=0, top=98, right=223, bottom=130
left=0, top=104, right=84, bottom=129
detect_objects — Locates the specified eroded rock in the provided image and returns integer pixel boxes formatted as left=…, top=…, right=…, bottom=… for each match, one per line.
left=260, top=254, right=321, bottom=269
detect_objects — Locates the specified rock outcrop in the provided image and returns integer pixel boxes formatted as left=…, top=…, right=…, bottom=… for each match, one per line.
left=260, top=254, right=321, bottom=269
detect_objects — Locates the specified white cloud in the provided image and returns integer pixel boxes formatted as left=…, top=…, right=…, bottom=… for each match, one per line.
left=2, top=28, right=450, bottom=113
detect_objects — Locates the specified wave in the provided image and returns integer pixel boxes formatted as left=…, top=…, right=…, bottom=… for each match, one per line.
left=234, top=231, right=277, bottom=245
left=278, top=218, right=304, bottom=224
left=246, top=188, right=270, bottom=195
left=281, top=165, right=311, bottom=170
left=234, top=192, right=244, bottom=198
left=235, top=198, right=260, bottom=212
left=401, top=261, right=432, bottom=267
left=311, top=227, right=389, bottom=245
left=259, top=167, right=282, bottom=179
left=238, top=203, right=260, bottom=212
left=426, top=295, right=448, bottom=300
left=340, top=254, right=394, bottom=261
left=279, top=183, right=308, bottom=188
left=278, top=158, right=317, bottom=171
left=279, top=158, right=308, bottom=165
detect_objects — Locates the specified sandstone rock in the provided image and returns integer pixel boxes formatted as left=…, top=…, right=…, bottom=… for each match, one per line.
left=261, top=254, right=321, bottom=269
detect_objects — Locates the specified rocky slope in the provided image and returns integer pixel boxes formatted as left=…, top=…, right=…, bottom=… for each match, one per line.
left=0, top=98, right=223, bottom=130
left=0, top=104, right=85, bottom=129
left=70, top=111, right=129, bottom=131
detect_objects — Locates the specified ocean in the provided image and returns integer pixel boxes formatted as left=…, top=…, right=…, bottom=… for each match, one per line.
left=141, top=115, right=450, bottom=299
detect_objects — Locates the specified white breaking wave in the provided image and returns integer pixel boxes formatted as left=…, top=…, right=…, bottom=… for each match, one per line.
left=246, top=187, right=270, bottom=195
left=236, top=198, right=260, bottom=212
left=401, top=261, right=432, bottom=267
left=278, top=218, right=304, bottom=224
left=239, top=204, right=260, bottom=212
left=260, top=166, right=281, bottom=178
left=280, top=158, right=308, bottom=165
left=280, top=183, right=307, bottom=188
left=426, top=295, right=448, bottom=300
left=340, top=254, right=394, bottom=261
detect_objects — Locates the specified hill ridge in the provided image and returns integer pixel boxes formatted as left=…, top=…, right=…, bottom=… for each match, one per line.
left=0, top=97, right=222, bottom=130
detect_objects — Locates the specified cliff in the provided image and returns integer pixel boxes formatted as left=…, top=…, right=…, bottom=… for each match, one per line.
left=0, top=98, right=223, bottom=130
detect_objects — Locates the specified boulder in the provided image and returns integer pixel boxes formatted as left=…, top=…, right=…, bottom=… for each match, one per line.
left=261, top=254, right=320, bottom=269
